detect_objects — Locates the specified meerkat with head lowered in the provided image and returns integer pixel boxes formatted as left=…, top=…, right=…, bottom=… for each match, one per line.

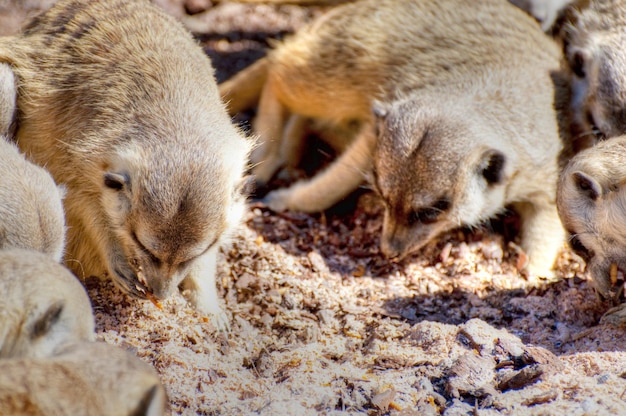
left=221, top=0, right=566, bottom=279
left=0, top=341, right=166, bottom=416
left=557, top=137, right=626, bottom=322
left=0, top=249, right=95, bottom=359
left=0, top=0, right=251, bottom=329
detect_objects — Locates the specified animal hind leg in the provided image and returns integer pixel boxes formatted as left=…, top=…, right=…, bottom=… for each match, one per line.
left=515, top=200, right=566, bottom=283
left=262, top=122, right=375, bottom=212
left=250, top=80, right=290, bottom=185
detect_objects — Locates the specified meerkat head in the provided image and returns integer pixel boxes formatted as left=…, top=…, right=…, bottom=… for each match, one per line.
left=54, top=342, right=167, bottom=416
left=0, top=249, right=95, bottom=359
left=566, top=4, right=626, bottom=140
left=557, top=136, right=626, bottom=300
left=96, top=124, right=250, bottom=302
left=371, top=96, right=511, bottom=261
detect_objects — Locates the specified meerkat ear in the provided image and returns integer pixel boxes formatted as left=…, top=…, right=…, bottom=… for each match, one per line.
left=479, top=150, right=506, bottom=185
left=31, top=300, right=64, bottom=339
left=103, top=172, right=129, bottom=191
left=573, top=171, right=601, bottom=200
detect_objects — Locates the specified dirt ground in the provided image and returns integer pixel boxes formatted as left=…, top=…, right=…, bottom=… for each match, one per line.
left=3, top=1, right=626, bottom=415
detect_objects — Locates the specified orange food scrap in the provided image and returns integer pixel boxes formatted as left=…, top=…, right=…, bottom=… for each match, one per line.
left=610, top=263, right=618, bottom=286
left=145, top=292, right=163, bottom=309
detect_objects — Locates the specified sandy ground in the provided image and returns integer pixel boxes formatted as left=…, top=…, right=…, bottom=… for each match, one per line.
left=3, top=1, right=626, bottom=415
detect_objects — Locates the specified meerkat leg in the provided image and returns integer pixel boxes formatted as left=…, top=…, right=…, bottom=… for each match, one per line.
left=600, top=303, right=626, bottom=326
left=263, top=123, right=374, bottom=212
left=514, top=200, right=566, bottom=284
left=219, top=57, right=269, bottom=116
left=0, top=62, right=16, bottom=136
left=250, top=81, right=290, bottom=185
left=179, top=246, right=229, bottom=331
left=279, top=114, right=309, bottom=172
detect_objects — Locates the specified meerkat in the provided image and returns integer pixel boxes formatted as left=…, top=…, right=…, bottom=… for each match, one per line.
left=0, top=341, right=167, bottom=416
left=0, top=62, right=65, bottom=261
left=0, top=136, right=66, bottom=262
left=557, top=137, right=626, bottom=299
left=220, top=0, right=566, bottom=279
left=0, top=0, right=251, bottom=329
left=560, top=0, right=626, bottom=146
left=0, top=249, right=95, bottom=359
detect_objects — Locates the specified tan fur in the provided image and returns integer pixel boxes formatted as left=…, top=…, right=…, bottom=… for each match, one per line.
left=0, top=136, right=66, bottom=261
left=0, top=341, right=166, bottom=416
left=0, top=0, right=251, bottom=330
left=561, top=0, right=626, bottom=144
left=557, top=136, right=626, bottom=300
left=221, top=0, right=566, bottom=279
left=0, top=249, right=94, bottom=359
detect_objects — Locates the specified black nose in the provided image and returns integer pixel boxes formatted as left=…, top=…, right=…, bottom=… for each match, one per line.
left=380, top=237, right=406, bottom=262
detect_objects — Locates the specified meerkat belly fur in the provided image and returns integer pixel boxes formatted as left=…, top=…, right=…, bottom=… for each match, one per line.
left=0, top=0, right=251, bottom=328
left=221, top=0, right=565, bottom=279
left=0, top=249, right=95, bottom=359
left=0, top=341, right=166, bottom=416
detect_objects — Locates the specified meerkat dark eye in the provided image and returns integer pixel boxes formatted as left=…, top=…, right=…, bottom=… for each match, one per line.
left=31, top=301, right=64, bottom=339
left=481, top=151, right=506, bottom=185
left=573, top=171, right=601, bottom=201
left=103, top=172, right=128, bottom=191
left=568, top=233, right=593, bottom=262
left=570, top=50, right=586, bottom=78
left=408, top=198, right=450, bottom=226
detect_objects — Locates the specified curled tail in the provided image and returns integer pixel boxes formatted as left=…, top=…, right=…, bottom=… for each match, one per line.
left=219, top=57, right=270, bottom=115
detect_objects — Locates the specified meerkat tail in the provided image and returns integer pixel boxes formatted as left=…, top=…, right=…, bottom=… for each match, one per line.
left=219, top=57, right=270, bottom=115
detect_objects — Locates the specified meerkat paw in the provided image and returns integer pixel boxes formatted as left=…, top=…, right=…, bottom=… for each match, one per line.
left=600, top=303, right=626, bottom=326
left=524, top=266, right=559, bottom=286
left=180, top=285, right=231, bottom=332
left=261, top=187, right=293, bottom=212
left=179, top=249, right=231, bottom=332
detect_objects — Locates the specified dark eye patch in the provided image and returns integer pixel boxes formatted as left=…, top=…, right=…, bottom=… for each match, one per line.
left=570, top=50, right=586, bottom=78
left=408, top=198, right=450, bottom=226
left=103, top=172, right=129, bottom=191
left=131, top=231, right=161, bottom=266
left=568, top=233, right=593, bottom=262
